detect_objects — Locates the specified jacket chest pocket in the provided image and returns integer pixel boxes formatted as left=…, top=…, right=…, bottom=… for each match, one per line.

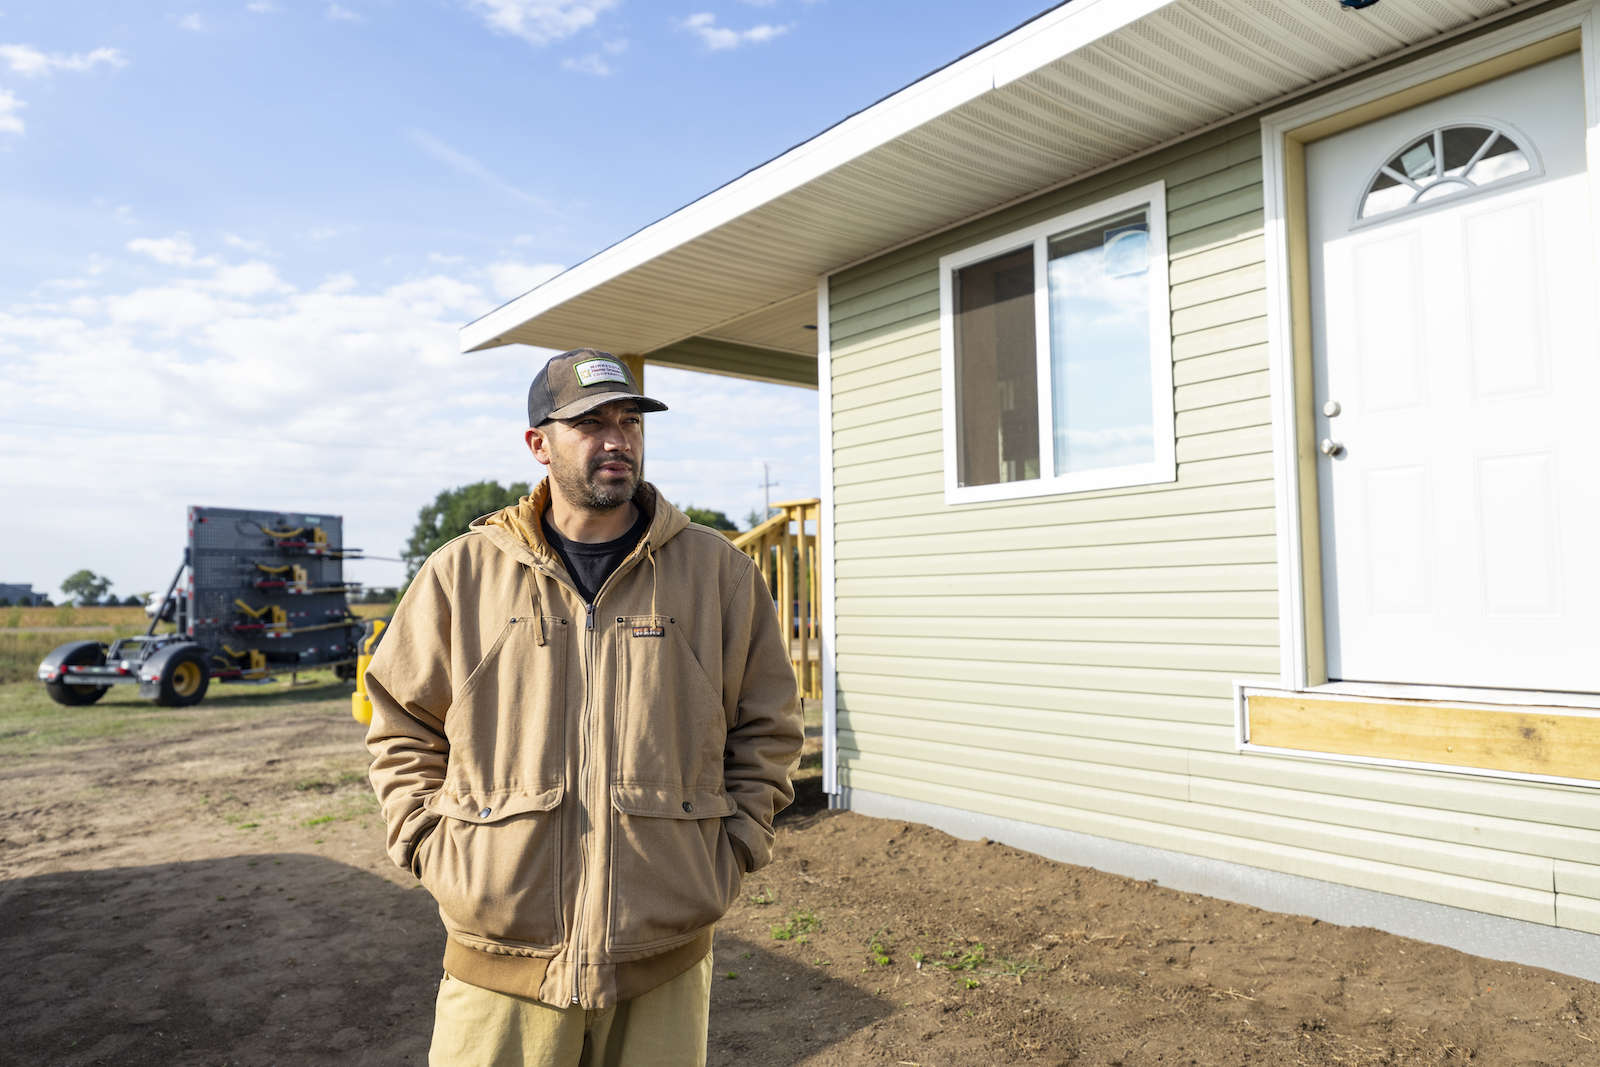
left=449, top=616, right=570, bottom=792
left=611, top=615, right=725, bottom=789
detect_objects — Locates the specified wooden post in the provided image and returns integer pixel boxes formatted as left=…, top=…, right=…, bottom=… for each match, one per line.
left=797, top=502, right=809, bottom=695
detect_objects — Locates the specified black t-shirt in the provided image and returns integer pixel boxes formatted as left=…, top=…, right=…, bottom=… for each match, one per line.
left=540, top=505, right=650, bottom=605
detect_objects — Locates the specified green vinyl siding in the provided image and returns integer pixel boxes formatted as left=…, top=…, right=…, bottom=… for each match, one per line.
left=826, top=115, right=1599, bottom=933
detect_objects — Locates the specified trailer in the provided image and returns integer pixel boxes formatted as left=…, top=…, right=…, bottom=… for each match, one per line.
left=38, top=506, right=379, bottom=708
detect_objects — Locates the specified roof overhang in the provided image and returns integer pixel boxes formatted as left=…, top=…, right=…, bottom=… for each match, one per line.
left=461, top=0, right=1533, bottom=384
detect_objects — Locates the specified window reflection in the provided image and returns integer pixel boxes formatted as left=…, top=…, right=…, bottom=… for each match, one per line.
left=1360, top=125, right=1531, bottom=220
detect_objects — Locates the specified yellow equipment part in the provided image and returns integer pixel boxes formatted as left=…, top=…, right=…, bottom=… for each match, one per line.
left=255, top=564, right=292, bottom=575
left=222, top=643, right=269, bottom=678
left=312, top=527, right=328, bottom=545
left=350, top=618, right=387, bottom=725
left=233, top=600, right=288, bottom=629
left=261, top=526, right=304, bottom=539
left=291, top=565, right=309, bottom=591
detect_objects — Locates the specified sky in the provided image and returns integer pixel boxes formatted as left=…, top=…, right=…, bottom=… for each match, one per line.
left=0, top=0, right=1057, bottom=599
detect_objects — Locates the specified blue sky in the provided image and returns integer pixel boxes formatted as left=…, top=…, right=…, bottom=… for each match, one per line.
left=0, top=0, right=1054, bottom=598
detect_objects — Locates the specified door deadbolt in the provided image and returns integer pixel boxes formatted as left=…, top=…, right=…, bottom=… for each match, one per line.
left=1320, top=438, right=1344, bottom=457
left=1323, top=400, right=1342, bottom=417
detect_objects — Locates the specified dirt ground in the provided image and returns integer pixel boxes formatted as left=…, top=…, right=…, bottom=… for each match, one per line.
left=3, top=678, right=1598, bottom=1066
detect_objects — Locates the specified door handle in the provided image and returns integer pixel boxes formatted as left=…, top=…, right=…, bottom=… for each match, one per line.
left=1320, top=438, right=1344, bottom=457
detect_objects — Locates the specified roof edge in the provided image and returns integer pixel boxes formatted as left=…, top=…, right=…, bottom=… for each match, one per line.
left=458, top=0, right=1173, bottom=355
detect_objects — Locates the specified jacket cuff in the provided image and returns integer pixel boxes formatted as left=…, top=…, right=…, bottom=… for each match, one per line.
left=724, top=815, right=769, bottom=874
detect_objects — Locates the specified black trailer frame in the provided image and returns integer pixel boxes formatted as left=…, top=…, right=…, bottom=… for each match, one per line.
left=38, top=506, right=369, bottom=707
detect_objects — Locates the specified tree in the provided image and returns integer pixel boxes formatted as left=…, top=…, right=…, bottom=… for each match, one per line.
left=404, top=481, right=532, bottom=579
left=680, top=505, right=737, bottom=531
left=60, top=570, right=112, bottom=606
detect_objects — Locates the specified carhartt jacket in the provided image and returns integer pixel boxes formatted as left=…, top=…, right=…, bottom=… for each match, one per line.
left=365, top=480, right=802, bottom=1009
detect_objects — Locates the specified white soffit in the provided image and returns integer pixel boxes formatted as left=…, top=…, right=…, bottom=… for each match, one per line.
left=462, top=0, right=1525, bottom=358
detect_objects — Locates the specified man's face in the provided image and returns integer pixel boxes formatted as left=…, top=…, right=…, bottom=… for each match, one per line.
left=526, top=400, right=644, bottom=512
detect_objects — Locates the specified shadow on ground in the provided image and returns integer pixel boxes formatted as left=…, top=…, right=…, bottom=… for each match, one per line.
left=708, top=931, right=892, bottom=1067
left=0, top=853, right=443, bottom=1066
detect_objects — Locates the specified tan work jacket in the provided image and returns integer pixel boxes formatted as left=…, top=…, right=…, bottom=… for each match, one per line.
left=365, top=481, right=802, bottom=1009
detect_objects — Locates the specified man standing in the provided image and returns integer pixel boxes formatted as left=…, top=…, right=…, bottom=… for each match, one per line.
left=365, top=349, right=803, bottom=1066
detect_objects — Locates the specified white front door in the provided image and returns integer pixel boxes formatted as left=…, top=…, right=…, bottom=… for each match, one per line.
left=1307, top=51, right=1600, bottom=694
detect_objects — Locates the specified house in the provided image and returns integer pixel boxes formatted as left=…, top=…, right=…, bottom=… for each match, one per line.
left=0, top=584, right=45, bottom=606
left=462, top=0, right=1600, bottom=980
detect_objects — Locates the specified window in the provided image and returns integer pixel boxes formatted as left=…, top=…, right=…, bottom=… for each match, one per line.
left=939, top=182, right=1175, bottom=504
left=1358, top=123, right=1539, bottom=222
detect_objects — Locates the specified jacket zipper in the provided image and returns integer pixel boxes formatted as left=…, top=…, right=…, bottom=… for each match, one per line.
left=559, top=539, right=650, bottom=1009
left=572, top=599, right=597, bottom=1004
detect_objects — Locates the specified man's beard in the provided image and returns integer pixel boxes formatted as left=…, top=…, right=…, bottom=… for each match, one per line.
left=549, top=451, right=640, bottom=512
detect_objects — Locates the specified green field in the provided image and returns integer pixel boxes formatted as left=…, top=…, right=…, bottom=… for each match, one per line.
left=0, top=667, right=354, bottom=757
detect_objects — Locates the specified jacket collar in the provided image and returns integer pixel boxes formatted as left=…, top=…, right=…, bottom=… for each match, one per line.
left=472, top=478, right=689, bottom=573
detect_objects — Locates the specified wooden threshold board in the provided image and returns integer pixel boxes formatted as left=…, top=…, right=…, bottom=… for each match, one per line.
left=1247, top=693, right=1600, bottom=781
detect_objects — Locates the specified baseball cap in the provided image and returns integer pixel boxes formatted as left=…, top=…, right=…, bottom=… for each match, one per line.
left=527, top=348, right=668, bottom=426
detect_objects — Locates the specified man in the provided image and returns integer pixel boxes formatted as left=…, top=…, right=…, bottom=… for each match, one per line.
left=365, top=348, right=803, bottom=1066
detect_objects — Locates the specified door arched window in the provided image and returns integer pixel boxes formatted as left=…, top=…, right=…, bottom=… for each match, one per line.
left=1359, top=124, right=1537, bottom=222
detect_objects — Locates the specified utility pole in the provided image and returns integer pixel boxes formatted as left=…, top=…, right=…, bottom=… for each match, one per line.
left=759, top=462, right=779, bottom=520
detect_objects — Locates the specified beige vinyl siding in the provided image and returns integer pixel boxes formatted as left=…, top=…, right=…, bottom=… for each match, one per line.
left=826, top=116, right=1600, bottom=933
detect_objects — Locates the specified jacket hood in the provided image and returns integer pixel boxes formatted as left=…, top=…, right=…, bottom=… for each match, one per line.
left=471, top=478, right=690, bottom=570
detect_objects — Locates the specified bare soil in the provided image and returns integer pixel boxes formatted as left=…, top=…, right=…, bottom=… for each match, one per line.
left=2, top=678, right=1597, bottom=1066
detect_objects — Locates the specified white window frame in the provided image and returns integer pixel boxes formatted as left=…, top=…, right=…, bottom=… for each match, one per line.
left=938, top=180, right=1175, bottom=506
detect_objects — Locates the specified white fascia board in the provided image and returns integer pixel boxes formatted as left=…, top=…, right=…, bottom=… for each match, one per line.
left=459, top=0, right=1172, bottom=355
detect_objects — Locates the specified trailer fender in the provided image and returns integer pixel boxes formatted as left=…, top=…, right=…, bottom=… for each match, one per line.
left=37, top=639, right=107, bottom=682
left=137, top=641, right=207, bottom=701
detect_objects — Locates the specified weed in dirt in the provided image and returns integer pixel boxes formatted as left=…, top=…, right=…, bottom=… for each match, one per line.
left=868, top=927, right=892, bottom=966
left=723, top=971, right=738, bottom=980
left=771, top=908, right=819, bottom=942
left=746, top=886, right=777, bottom=906
left=941, top=943, right=986, bottom=971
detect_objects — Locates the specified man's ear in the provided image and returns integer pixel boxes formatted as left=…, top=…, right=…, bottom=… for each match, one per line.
left=526, top=426, right=553, bottom=467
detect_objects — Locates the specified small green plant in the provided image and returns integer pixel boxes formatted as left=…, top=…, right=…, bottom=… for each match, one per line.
left=747, top=886, right=777, bottom=906
left=941, top=943, right=986, bottom=972
left=868, top=927, right=892, bottom=967
left=239, top=822, right=259, bottom=830
left=963, top=978, right=980, bottom=990
left=723, top=970, right=738, bottom=980
left=911, top=948, right=927, bottom=968
left=303, top=815, right=334, bottom=827
left=771, top=908, right=819, bottom=941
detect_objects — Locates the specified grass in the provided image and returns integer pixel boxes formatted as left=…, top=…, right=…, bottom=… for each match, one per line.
left=4, top=605, right=150, bottom=628
left=771, top=908, right=820, bottom=942
left=0, top=668, right=353, bottom=757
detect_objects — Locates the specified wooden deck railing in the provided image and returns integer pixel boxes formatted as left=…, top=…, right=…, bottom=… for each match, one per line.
left=730, top=498, right=821, bottom=700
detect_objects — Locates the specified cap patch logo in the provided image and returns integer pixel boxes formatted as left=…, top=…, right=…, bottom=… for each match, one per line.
left=573, top=357, right=630, bottom=389
left=631, top=625, right=664, bottom=639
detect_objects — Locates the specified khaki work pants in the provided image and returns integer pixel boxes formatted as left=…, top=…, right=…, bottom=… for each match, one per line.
left=428, top=953, right=713, bottom=1067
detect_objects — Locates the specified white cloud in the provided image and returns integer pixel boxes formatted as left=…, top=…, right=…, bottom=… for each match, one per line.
left=483, top=260, right=562, bottom=300
left=128, top=234, right=214, bottom=268
left=327, top=3, right=361, bottom=21
left=176, top=14, right=204, bottom=32
left=562, top=53, right=612, bottom=75
left=407, top=129, right=555, bottom=211
left=246, top=2, right=281, bottom=11
left=0, top=237, right=818, bottom=594
left=564, top=35, right=627, bottom=73
left=0, top=44, right=125, bottom=77
left=464, top=0, right=617, bottom=47
left=223, top=233, right=270, bottom=255
left=0, top=88, right=24, bottom=135
left=680, top=13, right=790, bottom=51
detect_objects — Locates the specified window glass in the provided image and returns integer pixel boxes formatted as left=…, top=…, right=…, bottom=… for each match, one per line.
left=1360, top=125, right=1532, bottom=220
left=1047, top=209, right=1155, bottom=475
left=953, top=246, right=1038, bottom=487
